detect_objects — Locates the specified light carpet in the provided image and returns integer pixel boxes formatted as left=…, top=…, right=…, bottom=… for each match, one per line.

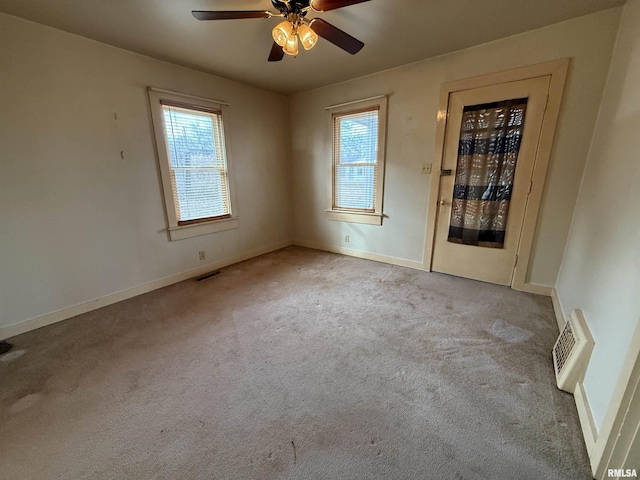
left=0, top=246, right=591, bottom=479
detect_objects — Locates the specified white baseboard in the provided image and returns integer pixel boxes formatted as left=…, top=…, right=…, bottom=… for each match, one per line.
left=0, top=240, right=293, bottom=340
left=575, top=381, right=599, bottom=457
left=520, top=283, right=553, bottom=296
left=550, top=288, right=566, bottom=332
left=550, top=288, right=599, bottom=469
left=295, top=242, right=557, bottom=292
left=294, top=240, right=424, bottom=270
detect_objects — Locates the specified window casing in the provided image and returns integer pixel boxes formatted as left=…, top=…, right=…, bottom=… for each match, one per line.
left=148, top=88, right=237, bottom=241
left=326, top=96, right=387, bottom=225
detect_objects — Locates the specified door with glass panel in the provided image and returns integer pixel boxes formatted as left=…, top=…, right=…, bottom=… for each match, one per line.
left=431, top=77, right=549, bottom=285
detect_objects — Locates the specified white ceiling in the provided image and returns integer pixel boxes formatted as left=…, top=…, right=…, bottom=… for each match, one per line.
left=0, top=0, right=625, bottom=94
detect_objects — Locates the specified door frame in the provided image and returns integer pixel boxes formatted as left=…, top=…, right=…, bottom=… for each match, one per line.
left=591, top=318, right=640, bottom=479
left=423, top=59, right=569, bottom=292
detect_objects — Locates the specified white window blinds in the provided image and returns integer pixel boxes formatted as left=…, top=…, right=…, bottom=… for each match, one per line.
left=332, top=107, right=380, bottom=212
left=161, top=102, right=231, bottom=225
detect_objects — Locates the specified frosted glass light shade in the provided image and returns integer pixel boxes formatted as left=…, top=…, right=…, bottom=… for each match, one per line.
left=283, top=33, right=299, bottom=56
left=298, top=24, right=318, bottom=50
left=272, top=21, right=293, bottom=47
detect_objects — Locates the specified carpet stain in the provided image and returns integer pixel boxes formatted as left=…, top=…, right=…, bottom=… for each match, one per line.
left=291, top=440, right=297, bottom=465
left=1, top=349, right=26, bottom=363
left=488, top=319, right=534, bottom=343
left=9, top=392, right=41, bottom=413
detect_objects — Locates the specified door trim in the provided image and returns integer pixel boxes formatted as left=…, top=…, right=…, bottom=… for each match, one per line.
left=592, top=318, right=640, bottom=479
left=423, top=59, right=569, bottom=291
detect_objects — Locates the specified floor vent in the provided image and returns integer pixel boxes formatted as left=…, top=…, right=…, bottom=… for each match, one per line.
left=197, top=271, right=221, bottom=282
left=552, top=309, right=594, bottom=394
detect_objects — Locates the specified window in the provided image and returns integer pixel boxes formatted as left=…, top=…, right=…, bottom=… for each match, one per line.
left=326, top=96, right=387, bottom=225
left=148, top=88, right=237, bottom=241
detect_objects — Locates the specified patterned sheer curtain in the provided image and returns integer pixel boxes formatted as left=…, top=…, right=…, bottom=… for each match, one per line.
left=448, top=98, right=528, bottom=249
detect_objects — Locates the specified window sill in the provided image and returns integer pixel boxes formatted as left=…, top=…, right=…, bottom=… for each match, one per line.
left=325, top=210, right=383, bottom=226
left=168, top=217, right=238, bottom=241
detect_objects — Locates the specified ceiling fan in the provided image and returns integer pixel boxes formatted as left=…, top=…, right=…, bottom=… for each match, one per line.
left=192, top=0, right=370, bottom=61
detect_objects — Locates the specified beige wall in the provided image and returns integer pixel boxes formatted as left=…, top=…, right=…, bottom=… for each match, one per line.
left=556, top=0, right=640, bottom=430
left=289, top=8, right=621, bottom=289
left=0, top=13, right=292, bottom=333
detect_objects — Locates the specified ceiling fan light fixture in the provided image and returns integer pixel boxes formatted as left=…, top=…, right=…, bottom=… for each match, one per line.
left=193, top=0, right=370, bottom=61
left=272, top=20, right=293, bottom=47
left=283, top=33, right=299, bottom=56
left=298, top=24, right=318, bottom=50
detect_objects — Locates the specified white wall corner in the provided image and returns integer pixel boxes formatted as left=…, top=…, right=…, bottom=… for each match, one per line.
left=0, top=240, right=293, bottom=340
left=591, top=318, right=640, bottom=479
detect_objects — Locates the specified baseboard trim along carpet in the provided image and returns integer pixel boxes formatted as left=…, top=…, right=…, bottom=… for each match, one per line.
left=520, top=283, right=553, bottom=297
left=295, top=240, right=552, bottom=297
left=0, top=240, right=293, bottom=340
left=293, top=240, right=433, bottom=271
left=574, top=381, right=599, bottom=456
left=550, top=289, right=599, bottom=472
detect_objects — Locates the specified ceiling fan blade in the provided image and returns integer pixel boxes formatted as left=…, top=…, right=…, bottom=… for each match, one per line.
left=192, top=10, right=272, bottom=21
left=310, top=0, right=370, bottom=12
left=309, top=18, right=364, bottom=55
left=268, top=42, right=285, bottom=62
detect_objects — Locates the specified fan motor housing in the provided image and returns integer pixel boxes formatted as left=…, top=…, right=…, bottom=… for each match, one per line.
left=272, top=0, right=310, bottom=14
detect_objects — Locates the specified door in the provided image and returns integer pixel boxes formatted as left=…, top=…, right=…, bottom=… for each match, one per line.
left=431, top=76, right=549, bottom=285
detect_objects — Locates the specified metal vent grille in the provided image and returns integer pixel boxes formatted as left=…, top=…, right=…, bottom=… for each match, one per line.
left=552, top=309, right=594, bottom=394
left=553, top=320, right=576, bottom=374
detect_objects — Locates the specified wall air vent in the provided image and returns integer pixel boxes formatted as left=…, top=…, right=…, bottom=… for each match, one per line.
left=552, top=309, right=595, bottom=394
left=197, top=271, right=221, bottom=282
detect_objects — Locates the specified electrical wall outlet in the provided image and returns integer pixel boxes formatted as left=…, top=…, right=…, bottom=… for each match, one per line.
left=421, top=163, right=432, bottom=175
left=199, top=250, right=205, bottom=261
left=344, top=234, right=350, bottom=243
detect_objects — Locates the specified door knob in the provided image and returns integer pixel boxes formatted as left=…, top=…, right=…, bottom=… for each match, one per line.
left=439, top=198, right=447, bottom=206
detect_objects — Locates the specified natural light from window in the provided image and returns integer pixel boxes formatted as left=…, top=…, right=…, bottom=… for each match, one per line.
left=333, top=109, right=379, bottom=212
left=162, top=105, right=231, bottom=225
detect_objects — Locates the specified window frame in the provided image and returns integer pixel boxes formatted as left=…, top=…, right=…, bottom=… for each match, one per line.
left=325, top=95, right=388, bottom=226
left=148, top=88, right=238, bottom=241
